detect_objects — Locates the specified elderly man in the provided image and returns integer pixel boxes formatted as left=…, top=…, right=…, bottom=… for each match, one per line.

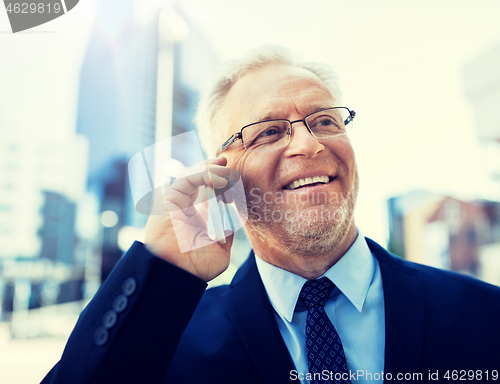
left=43, top=47, right=500, bottom=384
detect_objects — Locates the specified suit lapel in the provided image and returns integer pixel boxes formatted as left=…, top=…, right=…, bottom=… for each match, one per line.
left=366, top=238, right=425, bottom=380
left=222, top=252, right=296, bottom=384
left=223, top=240, right=425, bottom=382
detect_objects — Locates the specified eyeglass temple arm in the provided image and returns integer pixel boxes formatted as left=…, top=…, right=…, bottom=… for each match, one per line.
left=344, top=110, right=356, bottom=126
left=217, top=132, right=242, bottom=155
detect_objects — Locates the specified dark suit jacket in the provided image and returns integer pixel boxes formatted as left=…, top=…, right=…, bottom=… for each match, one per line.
left=42, top=238, right=500, bottom=384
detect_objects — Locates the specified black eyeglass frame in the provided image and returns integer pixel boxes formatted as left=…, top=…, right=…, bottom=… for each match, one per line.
left=216, top=107, right=356, bottom=155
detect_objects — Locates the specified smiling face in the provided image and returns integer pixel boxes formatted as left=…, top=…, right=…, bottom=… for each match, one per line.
left=220, top=65, right=358, bottom=267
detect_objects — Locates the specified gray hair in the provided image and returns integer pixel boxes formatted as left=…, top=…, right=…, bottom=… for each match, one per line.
left=196, top=45, right=342, bottom=157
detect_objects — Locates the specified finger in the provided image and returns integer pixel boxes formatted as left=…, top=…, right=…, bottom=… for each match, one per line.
left=162, top=189, right=198, bottom=213
left=183, top=157, right=228, bottom=176
left=206, top=156, right=228, bottom=166
left=163, top=172, right=228, bottom=210
left=205, top=164, right=232, bottom=178
left=179, top=164, right=231, bottom=180
left=170, top=172, right=228, bottom=196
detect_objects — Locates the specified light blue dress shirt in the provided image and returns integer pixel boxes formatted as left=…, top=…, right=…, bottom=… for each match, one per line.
left=255, top=231, right=385, bottom=383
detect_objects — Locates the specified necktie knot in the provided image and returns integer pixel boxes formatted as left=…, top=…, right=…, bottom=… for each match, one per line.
left=299, top=276, right=334, bottom=308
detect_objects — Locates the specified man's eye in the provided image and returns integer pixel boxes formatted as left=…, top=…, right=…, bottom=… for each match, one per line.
left=318, top=117, right=337, bottom=126
left=259, top=127, right=280, bottom=137
left=310, top=115, right=342, bottom=131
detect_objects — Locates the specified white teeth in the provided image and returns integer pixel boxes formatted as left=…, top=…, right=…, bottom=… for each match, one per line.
left=286, top=175, right=330, bottom=190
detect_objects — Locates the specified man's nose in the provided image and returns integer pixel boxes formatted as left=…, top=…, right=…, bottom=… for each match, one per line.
left=284, top=122, right=324, bottom=157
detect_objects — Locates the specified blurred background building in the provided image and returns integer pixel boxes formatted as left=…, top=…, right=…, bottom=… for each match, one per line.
left=0, top=130, right=91, bottom=337
left=462, top=41, right=500, bottom=285
left=388, top=191, right=500, bottom=285
left=387, top=41, right=500, bottom=287
left=464, top=42, right=500, bottom=184
left=0, top=0, right=254, bottom=343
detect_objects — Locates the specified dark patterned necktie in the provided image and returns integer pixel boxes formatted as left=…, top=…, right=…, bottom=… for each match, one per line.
left=299, top=277, right=351, bottom=384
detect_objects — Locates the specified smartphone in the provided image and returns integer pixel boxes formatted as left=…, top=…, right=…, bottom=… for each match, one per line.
left=206, top=186, right=226, bottom=244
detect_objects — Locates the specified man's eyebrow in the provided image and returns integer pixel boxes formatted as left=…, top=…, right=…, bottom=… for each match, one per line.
left=256, top=112, right=277, bottom=122
left=308, top=103, right=337, bottom=112
left=244, top=110, right=277, bottom=125
left=251, top=103, right=336, bottom=123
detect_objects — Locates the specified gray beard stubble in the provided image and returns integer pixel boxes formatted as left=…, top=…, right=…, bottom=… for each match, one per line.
left=245, top=174, right=359, bottom=256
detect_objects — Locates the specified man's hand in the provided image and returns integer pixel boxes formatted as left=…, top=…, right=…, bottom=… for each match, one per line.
left=144, top=157, right=234, bottom=282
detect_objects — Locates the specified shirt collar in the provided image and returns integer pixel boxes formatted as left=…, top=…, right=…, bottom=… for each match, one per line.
left=255, top=230, right=375, bottom=323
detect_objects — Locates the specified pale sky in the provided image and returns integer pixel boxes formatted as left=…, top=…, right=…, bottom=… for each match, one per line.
left=1, top=0, right=500, bottom=245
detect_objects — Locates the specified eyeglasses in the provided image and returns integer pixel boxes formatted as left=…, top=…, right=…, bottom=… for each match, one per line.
left=216, top=107, right=356, bottom=155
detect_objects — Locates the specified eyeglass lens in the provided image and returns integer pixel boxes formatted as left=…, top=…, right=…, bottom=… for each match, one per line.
left=242, top=108, right=352, bottom=151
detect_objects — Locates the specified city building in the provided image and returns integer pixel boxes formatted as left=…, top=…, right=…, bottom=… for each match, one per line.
left=0, top=129, right=90, bottom=330
left=0, top=130, right=88, bottom=259
left=463, top=42, right=500, bottom=182
left=462, top=41, right=500, bottom=285
left=388, top=191, right=500, bottom=285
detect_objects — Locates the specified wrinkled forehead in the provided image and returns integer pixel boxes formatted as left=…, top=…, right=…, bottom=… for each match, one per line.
left=221, top=65, right=334, bottom=131
left=228, top=65, right=332, bottom=108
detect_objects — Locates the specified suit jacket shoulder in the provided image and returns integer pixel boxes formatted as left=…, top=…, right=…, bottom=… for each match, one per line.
left=366, top=237, right=500, bottom=374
